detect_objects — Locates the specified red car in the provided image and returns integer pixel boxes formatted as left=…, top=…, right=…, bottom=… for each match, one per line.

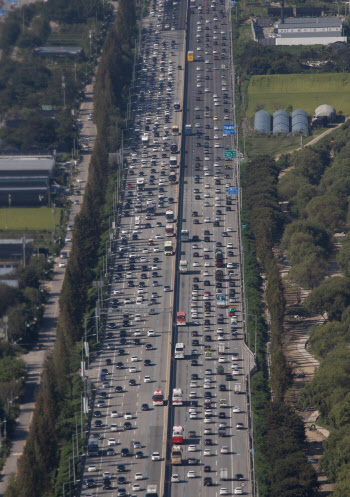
left=196, top=96, right=201, bottom=101
left=229, top=308, right=236, bottom=317
left=148, top=239, right=154, bottom=246
left=127, top=183, right=132, bottom=188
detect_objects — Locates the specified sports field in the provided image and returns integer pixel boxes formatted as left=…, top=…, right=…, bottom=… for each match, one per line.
left=247, top=73, right=350, bottom=117
left=0, top=208, right=62, bottom=231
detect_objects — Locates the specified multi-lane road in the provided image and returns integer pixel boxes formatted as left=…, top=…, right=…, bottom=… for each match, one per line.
left=80, top=0, right=253, bottom=496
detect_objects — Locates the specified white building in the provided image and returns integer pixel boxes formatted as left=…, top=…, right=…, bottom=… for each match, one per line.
left=275, top=17, right=347, bottom=46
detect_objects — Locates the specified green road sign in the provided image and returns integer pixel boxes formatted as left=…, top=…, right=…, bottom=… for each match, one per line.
left=223, top=150, right=237, bottom=159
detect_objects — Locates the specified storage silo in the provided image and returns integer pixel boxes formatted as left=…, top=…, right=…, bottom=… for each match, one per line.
left=291, top=109, right=308, bottom=136
left=314, top=104, right=336, bottom=122
left=273, top=109, right=290, bottom=134
left=254, top=110, right=272, bottom=134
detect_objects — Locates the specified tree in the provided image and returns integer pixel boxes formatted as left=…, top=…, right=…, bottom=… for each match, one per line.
left=304, top=276, right=350, bottom=320
left=0, top=20, right=21, bottom=49
left=305, top=195, right=346, bottom=232
left=289, top=253, right=328, bottom=289
left=309, top=321, right=349, bottom=358
left=337, top=241, right=350, bottom=278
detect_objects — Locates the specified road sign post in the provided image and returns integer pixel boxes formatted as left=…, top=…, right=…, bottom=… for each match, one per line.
left=223, top=124, right=235, bottom=135
left=223, top=150, right=237, bottom=159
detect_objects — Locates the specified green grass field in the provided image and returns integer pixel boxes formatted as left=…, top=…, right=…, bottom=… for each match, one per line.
left=247, top=73, right=350, bottom=117
left=0, top=208, right=62, bottom=231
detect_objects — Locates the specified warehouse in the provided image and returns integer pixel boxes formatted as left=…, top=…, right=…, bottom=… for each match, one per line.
left=275, top=17, right=347, bottom=46
left=0, top=156, right=55, bottom=206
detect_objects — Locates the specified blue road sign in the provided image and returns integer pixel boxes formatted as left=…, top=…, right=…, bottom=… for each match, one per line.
left=227, top=187, right=239, bottom=195
left=223, top=124, right=235, bottom=135
left=231, top=1, right=236, bottom=4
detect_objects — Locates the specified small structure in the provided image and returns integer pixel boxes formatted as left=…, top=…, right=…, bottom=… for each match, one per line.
left=0, top=238, right=33, bottom=265
left=33, top=46, right=84, bottom=58
left=0, top=155, right=55, bottom=206
left=291, top=109, right=309, bottom=135
left=273, top=110, right=290, bottom=134
left=254, top=110, right=272, bottom=134
left=314, top=104, right=336, bottom=122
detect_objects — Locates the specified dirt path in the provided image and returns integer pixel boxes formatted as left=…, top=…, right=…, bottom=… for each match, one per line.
left=276, top=116, right=350, bottom=171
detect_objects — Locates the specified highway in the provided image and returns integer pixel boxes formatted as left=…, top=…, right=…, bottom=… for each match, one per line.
left=166, top=0, right=252, bottom=496
left=80, top=0, right=253, bottom=496
left=80, top=0, right=187, bottom=496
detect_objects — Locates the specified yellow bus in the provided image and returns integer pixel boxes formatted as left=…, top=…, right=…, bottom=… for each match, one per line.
left=172, top=125, right=179, bottom=135
left=187, top=51, right=194, bottom=62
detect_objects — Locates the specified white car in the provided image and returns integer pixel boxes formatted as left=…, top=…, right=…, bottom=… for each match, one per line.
left=227, top=263, right=234, bottom=269
left=203, top=449, right=211, bottom=456
left=152, top=452, right=160, bottom=461
left=129, top=367, right=137, bottom=373
left=227, top=242, right=233, bottom=248
left=87, top=465, right=96, bottom=472
left=131, top=356, right=138, bottom=362
left=204, top=193, right=210, bottom=198
left=58, top=261, right=66, bottom=268
left=190, top=381, right=198, bottom=388
left=148, top=330, right=155, bottom=336
left=134, top=329, right=141, bottom=336
left=190, top=412, right=197, bottom=419
left=232, top=406, right=241, bottom=413
left=204, top=262, right=210, bottom=267
left=188, top=445, right=197, bottom=452
left=221, top=446, right=229, bottom=454
left=110, top=423, right=118, bottom=431
left=220, top=489, right=228, bottom=495
left=189, top=391, right=196, bottom=398
left=144, top=376, right=152, bottom=383
left=171, top=474, right=180, bottom=482
left=193, top=262, right=199, bottom=267
left=132, top=484, right=141, bottom=491
left=218, top=356, right=225, bottom=363
left=124, top=412, right=132, bottom=419
left=234, top=488, right=243, bottom=495
left=218, top=335, right=225, bottom=341
left=232, top=368, right=240, bottom=375
left=134, top=314, right=141, bottom=322
left=135, top=473, right=143, bottom=480
left=187, top=471, right=196, bottom=478
left=111, top=411, right=119, bottom=418
left=205, top=369, right=212, bottom=375
left=108, top=438, right=116, bottom=446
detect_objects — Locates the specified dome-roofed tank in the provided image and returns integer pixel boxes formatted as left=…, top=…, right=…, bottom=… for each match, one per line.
left=273, top=109, right=290, bottom=134
left=291, top=109, right=308, bottom=136
left=254, top=110, right=271, bottom=134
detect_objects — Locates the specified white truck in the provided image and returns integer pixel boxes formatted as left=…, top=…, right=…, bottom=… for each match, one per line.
left=234, top=383, right=242, bottom=394
left=218, top=343, right=225, bottom=354
left=141, top=133, right=149, bottom=144
left=220, top=468, right=228, bottom=481
left=179, top=260, right=188, bottom=273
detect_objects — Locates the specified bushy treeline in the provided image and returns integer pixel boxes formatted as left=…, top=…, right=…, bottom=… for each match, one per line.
left=4, top=2, right=136, bottom=496
left=285, top=122, right=350, bottom=496
left=242, top=156, right=317, bottom=497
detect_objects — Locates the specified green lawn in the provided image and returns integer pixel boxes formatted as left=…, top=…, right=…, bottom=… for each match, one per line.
left=247, top=73, right=350, bottom=117
left=0, top=208, right=62, bottom=231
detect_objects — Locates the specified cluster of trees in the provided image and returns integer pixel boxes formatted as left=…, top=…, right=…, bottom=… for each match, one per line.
left=277, top=144, right=348, bottom=288
left=4, top=1, right=136, bottom=496
left=242, top=156, right=316, bottom=496
left=0, top=0, right=111, bottom=152
left=275, top=118, right=350, bottom=495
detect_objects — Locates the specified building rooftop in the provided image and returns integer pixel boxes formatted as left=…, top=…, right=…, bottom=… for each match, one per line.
left=277, top=16, right=342, bottom=29
left=279, top=31, right=344, bottom=38
left=0, top=156, right=55, bottom=172
left=33, top=46, right=83, bottom=57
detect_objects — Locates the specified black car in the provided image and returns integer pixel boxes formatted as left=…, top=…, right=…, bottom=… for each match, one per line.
left=205, top=335, right=212, bottom=342
left=204, top=477, right=212, bottom=486
left=127, top=281, right=134, bottom=287
left=122, top=320, right=129, bottom=327
left=120, top=330, right=127, bottom=337
left=86, top=479, right=96, bottom=488
left=225, top=373, right=232, bottom=381
left=204, top=391, right=212, bottom=398
left=188, top=458, right=199, bottom=465
left=219, top=384, right=226, bottom=391
left=117, top=464, right=126, bottom=472
left=106, top=358, right=112, bottom=365
left=204, top=439, right=213, bottom=445
left=145, top=343, right=152, bottom=350
left=94, top=410, right=102, bottom=417
left=218, top=427, right=226, bottom=437
left=191, top=359, right=198, bottom=366
left=117, top=476, right=126, bottom=485
left=115, top=386, right=123, bottom=393
left=133, top=338, right=141, bottom=345
left=120, top=338, right=127, bottom=345
left=191, top=373, right=199, bottom=380
left=204, top=280, right=210, bottom=286
left=204, top=319, right=211, bottom=326
left=204, top=236, right=210, bottom=242
left=144, top=359, right=152, bottom=366
left=219, top=411, right=226, bottom=419
left=121, top=448, right=129, bottom=457
left=204, top=465, right=211, bottom=473
left=124, top=422, right=132, bottom=430
left=234, top=474, right=244, bottom=481
left=94, top=420, right=102, bottom=427
left=141, top=403, right=149, bottom=411
left=129, top=379, right=136, bottom=386
left=116, top=362, right=123, bottom=369
left=192, top=339, right=199, bottom=346
left=118, top=349, right=125, bottom=356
